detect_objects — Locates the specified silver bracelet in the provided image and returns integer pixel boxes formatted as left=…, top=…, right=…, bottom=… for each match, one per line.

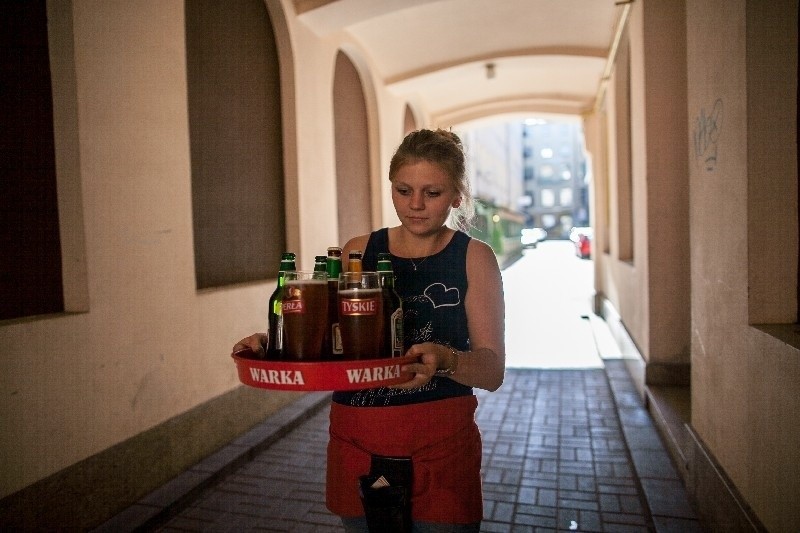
left=435, top=347, right=459, bottom=376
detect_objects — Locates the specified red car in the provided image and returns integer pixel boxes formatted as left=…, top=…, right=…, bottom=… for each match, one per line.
left=570, top=227, right=592, bottom=259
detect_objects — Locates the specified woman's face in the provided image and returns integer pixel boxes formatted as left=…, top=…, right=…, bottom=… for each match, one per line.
left=391, top=160, right=461, bottom=237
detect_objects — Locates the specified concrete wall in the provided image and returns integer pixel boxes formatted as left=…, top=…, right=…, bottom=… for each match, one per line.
left=593, top=0, right=691, bottom=386
left=593, top=0, right=799, bottom=530
left=2, top=0, right=245, bottom=499
left=0, top=0, right=409, bottom=519
left=686, top=0, right=799, bottom=530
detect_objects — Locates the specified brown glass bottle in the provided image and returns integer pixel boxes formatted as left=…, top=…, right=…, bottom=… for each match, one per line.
left=347, top=250, right=363, bottom=272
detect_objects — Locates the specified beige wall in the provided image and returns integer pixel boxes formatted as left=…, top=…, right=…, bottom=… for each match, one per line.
left=687, top=0, right=799, bottom=530
left=595, top=1, right=691, bottom=379
left=1, top=1, right=228, bottom=498
left=594, top=0, right=799, bottom=530
left=0, top=0, right=589, bottom=514
left=0, top=0, right=410, bottom=500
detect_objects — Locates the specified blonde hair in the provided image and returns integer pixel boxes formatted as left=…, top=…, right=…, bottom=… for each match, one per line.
left=389, top=128, right=474, bottom=229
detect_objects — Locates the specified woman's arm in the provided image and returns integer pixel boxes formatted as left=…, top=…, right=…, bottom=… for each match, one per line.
left=232, top=332, right=267, bottom=357
left=396, top=238, right=506, bottom=391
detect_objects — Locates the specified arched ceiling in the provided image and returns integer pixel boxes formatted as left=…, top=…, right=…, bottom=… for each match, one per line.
left=294, top=0, right=626, bottom=125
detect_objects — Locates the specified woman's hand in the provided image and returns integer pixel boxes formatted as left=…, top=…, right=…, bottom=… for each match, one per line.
left=232, top=333, right=267, bottom=358
left=392, top=342, right=454, bottom=389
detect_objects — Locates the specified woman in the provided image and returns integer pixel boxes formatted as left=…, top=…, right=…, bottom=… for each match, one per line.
left=235, top=129, right=505, bottom=532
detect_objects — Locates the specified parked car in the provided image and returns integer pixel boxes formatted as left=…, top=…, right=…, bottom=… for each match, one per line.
left=569, top=226, right=592, bottom=259
left=521, top=227, right=547, bottom=248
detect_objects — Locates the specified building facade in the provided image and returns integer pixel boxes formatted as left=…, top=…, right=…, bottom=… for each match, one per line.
left=523, top=118, right=590, bottom=239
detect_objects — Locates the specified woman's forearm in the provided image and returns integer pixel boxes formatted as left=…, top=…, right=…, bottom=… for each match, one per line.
left=443, top=346, right=505, bottom=392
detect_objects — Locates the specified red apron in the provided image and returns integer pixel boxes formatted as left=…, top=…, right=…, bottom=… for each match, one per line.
left=326, top=395, right=483, bottom=524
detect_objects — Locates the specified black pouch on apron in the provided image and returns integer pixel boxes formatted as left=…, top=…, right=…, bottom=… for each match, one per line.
left=358, top=455, right=412, bottom=533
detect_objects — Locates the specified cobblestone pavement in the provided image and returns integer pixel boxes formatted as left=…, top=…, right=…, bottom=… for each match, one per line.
left=140, top=364, right=700, bottom=532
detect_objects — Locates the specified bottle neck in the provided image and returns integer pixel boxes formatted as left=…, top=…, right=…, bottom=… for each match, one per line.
left=378, top=270, right=394, bottom=288
left=277, top=262, right=296, bottom=286
left=327, top=259, right=342, bottom=278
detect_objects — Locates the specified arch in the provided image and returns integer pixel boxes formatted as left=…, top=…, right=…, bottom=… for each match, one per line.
left=264, top=0, right=300, bottom=254
left=187, top=0, right=285, bottom=287
left=403, top=103, right=418, bottom=135
left=332, top=50, right=373, bottom=241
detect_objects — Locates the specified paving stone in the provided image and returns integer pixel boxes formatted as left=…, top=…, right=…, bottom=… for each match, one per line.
left=99, top=366, right=704, bottom=533
left=640, top=478, right=697, bottom=519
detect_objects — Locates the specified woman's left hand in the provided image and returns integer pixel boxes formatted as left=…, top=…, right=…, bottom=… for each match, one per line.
left=391, top=342, right=449, bottom=389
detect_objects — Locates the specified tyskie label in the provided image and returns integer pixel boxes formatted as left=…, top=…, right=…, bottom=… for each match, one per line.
left=340, top=297, right=378, bottom=316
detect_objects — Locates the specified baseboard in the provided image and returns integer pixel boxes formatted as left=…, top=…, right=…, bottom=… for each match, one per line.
left=0, top=386, right=303, bottom=531
left=684, top=426, right=768, bottom=532
left=596, top=297, right=647, bottom=398
left=645, top=385, right=692, bottom=479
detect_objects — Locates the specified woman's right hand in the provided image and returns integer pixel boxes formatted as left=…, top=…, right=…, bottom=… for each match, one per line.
left=232, top=333, right=267, bottom=357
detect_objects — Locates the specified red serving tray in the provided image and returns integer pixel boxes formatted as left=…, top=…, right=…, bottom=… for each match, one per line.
left=232, top=350, right=417, bottom=391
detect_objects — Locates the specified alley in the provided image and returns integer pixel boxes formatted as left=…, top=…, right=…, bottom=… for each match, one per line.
left=96, top=243, right=701, bottom=533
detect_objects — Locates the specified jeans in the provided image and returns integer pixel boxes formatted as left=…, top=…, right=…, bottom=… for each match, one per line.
left=340, top=516, right=481, bottom=533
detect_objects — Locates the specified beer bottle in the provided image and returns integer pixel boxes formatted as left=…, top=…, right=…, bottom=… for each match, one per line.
left=266, top=252, right=296, bottom=359
left=313, top=255, right=327, bottom=279
left=348, top=250, right=363, bottom=272
left=326, top=247, right=343, bottom=279
left=325, top=247, right=343, bottom=358
left=377, top=253, right=404, bottom=357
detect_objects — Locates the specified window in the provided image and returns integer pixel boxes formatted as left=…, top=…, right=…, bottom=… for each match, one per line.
left=615, top=33, right=634, bottom=262
left=0, top=1, right=64, bottom=320
left=524, top=166, right=534, bottom=181
left=541, top=189, right=555, bottom=207
left=186, top=0, right=285, bottom=288
left=560, top=188, right=573, bottom=207
left=745, top=1, right=798, bottom=333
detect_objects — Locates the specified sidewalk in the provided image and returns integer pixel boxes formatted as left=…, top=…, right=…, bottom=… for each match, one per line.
left=95, top=325, right=702, bottom=532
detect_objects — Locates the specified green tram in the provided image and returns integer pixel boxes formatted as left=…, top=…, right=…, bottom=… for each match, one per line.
left=467, top=200, right=526, bottom=268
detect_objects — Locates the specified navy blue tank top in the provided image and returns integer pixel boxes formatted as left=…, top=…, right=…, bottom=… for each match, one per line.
left=332, top=228, right=474, bottom=406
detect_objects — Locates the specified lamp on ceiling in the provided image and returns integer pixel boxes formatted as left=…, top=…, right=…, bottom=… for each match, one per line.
left=485, top=62, right=495, bottom=80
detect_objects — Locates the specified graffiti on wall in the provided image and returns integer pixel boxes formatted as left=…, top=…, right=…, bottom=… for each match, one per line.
left=692, top=98, right=723, bottom=171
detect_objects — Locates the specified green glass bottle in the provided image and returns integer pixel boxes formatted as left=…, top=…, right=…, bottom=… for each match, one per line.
left=313, top=255, right=328, bottom=279
left=377, top=253, right=404, bottom=357
left=266, top=252, right=296, bottom=359
left=325, top=247, right=343, bottom=358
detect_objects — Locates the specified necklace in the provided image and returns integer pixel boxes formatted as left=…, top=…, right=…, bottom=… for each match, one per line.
left=409, top=255, right=430, bottom=271
left=395, top=227, right=449, bottom=271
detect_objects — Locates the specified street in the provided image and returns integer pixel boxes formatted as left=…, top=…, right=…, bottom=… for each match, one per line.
left=502, top=240, right=602, bottom=369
